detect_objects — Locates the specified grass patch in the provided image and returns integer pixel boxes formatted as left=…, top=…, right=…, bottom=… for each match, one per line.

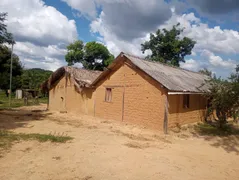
left=124, top=142, right=150, bottom=149
left=0, top=130, right=73, bottom=151
left=194, top=122, right=239, bottom=136
left=0, top=91, right=48, bottom=110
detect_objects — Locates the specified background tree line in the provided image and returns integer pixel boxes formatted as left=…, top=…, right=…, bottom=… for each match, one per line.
left=0, top=12, right=52, bottom=96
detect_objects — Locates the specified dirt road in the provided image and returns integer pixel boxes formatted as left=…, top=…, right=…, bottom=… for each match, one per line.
left=0, top=104, right=238, bottom=180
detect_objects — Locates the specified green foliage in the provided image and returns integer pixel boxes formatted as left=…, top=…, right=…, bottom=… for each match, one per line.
left=141, top=23, right=196, bottom=67
left=0, top=44, right=51, bottom=96
left=65, top=40, right=84, bottom=66
left=199, top=68, right=213, bottom=77
left=0, top=45, right=23, bottom=93
left=21, top=68, right=52, bottom=90
left=0, top=12, right=14, bottom=44
left=0, top=91, right=48, bottom=109
left=0, top=130, right=73, bottom=150
left=229, top=65, right=239, bottom=121
left=205, top=65, right=239, bottom=127
left=65, top=41, right=114, bottom=70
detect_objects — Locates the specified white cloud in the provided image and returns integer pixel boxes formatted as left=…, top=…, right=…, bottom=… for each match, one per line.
left=90, top=12, right=148, bottom=56
left=0, top=0, right=78, bottom=71
left=1, top=0, right=77, bottom=46
left=2, top=0, right=238, bottom=78
left=90, top=10, right=238, bottom=78
left=13, top=41, right=67, bottom=71
left=201, top=50, right=237, bottom=69
left=188, top=0, right=239, bottom=17
left=61, top=0, right=97, bottom=19
left=180, top=59, right=200, bottom=72
left=181, top=50, right=237, bottom=77
left=160, top=12, right=239, bottom=55
left=64, top=0, right=172, bottom=41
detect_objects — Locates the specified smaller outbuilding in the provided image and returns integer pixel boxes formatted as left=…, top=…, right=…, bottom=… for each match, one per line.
left=42, top=52, right=210, bottom=132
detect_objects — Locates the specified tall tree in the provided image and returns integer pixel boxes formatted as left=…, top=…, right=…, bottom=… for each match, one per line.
left=65, top=41, right=114, bottom=71
left=0, top=45, right=22, bottom=96
left=0, top=12, right=14, bottom=44
left=65, top=40, right=84, bottom=66
left=229, top=64, right=239, bottom=121
left=83, top=42, right=114, bottom=70
left=141, top=23, right=196, bottom=67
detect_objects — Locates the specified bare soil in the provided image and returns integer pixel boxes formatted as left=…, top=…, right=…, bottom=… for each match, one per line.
left=0, top=104, right=239, bottom=180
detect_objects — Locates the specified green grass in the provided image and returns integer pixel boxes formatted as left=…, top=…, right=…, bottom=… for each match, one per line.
left=194, top=122, right=239, bottom=136
left=0, top=130, right=73, bottom=151
left=0, top=91, right=48, bottom=110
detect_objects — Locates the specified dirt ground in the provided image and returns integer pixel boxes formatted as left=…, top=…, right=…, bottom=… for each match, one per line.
left=0, top=104, right=239, bottom=180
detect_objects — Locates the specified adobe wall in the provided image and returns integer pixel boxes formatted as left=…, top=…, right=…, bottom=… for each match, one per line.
left=48, top=60, right=207, bottom=131
left=65, top=77, right=95, bottom=115
left=94, top=59, right=167, bottom=130
left=49, top=76, right=95, bottom=115
left=49, top=77, right=66, bottom=112
left=168, top=94, right=207, bottom=127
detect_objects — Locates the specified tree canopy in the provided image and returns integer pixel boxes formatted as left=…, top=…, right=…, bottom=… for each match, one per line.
left=0, top=45, right=22, bottom=94
left=65, top=40, right=84, bottom=66
left=141, top=23, right=196, bottom=67
left=0, top=12, right=14, bottom=44
left=205, top=65, right=239, bottom=127
left=0, top=12, right=20, bottom=96
left=199, top=68, right=213, bottom=77
left=21, top=68, right=52, bottom=90
left=65, top=41, right=114, bottom=71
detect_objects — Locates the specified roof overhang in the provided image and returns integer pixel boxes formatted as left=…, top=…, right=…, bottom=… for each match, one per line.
left=168, top=91, right=205, bottom=95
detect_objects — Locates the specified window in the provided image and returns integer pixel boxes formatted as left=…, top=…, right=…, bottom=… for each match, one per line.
left=183, top=94, right=190, bottom=108
left=105, top=88, right=112, bottom=102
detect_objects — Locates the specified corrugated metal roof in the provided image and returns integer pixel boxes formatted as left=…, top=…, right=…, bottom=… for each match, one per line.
left=124, top=53, right=210, bottom=93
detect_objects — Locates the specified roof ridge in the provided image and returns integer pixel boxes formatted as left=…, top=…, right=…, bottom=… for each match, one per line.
left=122, top=52, right=206, bottom=76
left=65, top=66, right=102, bottom=73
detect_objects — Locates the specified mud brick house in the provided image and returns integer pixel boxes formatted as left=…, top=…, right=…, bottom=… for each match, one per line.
left=42, top=52, right=210, bottom=132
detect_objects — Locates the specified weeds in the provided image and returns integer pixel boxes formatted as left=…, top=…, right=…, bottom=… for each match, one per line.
left=0, top=91, right=48, bottom=110
left=0, top=130, right=73, bottom=151
left=124, top=142, right=150, bottom=149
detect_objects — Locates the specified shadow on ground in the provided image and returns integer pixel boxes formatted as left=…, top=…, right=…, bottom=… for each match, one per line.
left=192, top=123, right=239, bottom=155
left=0, top=109, right=52, bottom=130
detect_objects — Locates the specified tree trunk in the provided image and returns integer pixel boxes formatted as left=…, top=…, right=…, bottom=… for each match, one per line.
left=216, top=109, right=227, bottom=128
left=5, top=90, right=8, bottom=97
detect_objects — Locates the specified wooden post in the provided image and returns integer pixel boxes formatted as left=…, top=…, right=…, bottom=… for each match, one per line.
left=94, top=98, right=96, bottom=117
left=64, top=74, right=67, bottom=112
left=122, top=72, right=125, bottom=121
left=122, top=88, right=125, bottom=121
left=46, top=92, right=49, bottom=110
left=164, top=94, right=169, bottom=134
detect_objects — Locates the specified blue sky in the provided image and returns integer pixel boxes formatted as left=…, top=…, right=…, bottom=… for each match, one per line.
left=43, top=0, right=95, bottom=42
left=0, top=0, right=238, bottom=78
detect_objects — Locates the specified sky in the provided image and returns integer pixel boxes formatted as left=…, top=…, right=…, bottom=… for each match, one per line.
left=0, top=0, right=238, bottom=78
